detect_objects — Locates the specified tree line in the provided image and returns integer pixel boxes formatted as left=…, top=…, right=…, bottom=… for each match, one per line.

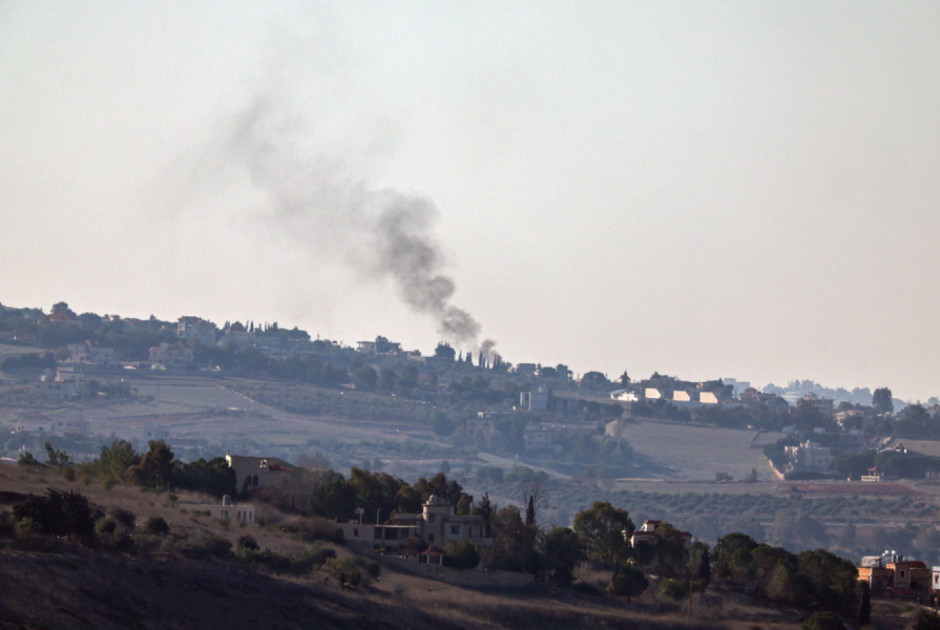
left=22, top=439, right=236, bottom=497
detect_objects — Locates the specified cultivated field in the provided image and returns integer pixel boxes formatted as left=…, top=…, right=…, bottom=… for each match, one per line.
left=609, top=420, right=784, bottom=482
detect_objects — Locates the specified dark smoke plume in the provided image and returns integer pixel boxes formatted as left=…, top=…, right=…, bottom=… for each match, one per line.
left=202, top=95, right=487, bottom=348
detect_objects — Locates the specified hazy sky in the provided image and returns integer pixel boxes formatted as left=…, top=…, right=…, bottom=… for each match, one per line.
left=2, top=2, right=939, bottom=401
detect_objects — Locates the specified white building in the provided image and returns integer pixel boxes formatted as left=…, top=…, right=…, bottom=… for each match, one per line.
left=149, top=342, right=194, bottom=369
left=610, top=389, right=639, bottom=402
left=67, top=341, right=116, bottom=367
left=225, top=454, right=302, bottom=496
left=784, top=440, right=834, bottom=473
left=519, top=386, right=552, bottom=411
left=186, top=494, right=256, bottom=524
left=14, top=413, right=88, bottom=436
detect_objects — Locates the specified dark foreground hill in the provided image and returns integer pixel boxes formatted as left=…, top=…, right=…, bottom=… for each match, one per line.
left=0, top=462, right=919, bottom=630
left=1, top=539, right=781, bottom=630
left=0, top=545, right=404, bottom=630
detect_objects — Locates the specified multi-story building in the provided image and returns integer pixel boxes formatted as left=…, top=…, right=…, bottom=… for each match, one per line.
left=176, top=316, right=219, bottom=347
left=519, top=386, right=552, bottom=411
left=148, top=342, right=194, bottom=369
left=340, top=495, right=493, bottom=551
left=784, top=440, right=834, bottom=473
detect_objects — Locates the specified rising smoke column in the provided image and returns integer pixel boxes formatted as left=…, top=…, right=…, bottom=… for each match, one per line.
left=373, top=193, right=482, bottom=346
left=208, top=95, right=486, bottom=348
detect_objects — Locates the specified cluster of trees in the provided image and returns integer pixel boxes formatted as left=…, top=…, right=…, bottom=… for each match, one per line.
left=258, top=468, right=473, bottom=525
left=23, top=439, right=236, bottom=497
left=350, top=360, right=420, bottom=396
left=0, top=351, right=56, bottom=371
left=446, top=375, right=519, bottom=405
left=885, top=403, right=940, bottom=439
left=715, top=532, right=862, bottom=618
left=633, top=395, right=854, bottom=433
left=833, top=447, right=940, bottom=480
left=0, top=302, right=179, bottom=359
left=572, top=503, right=712, bottom=599
left=475, top=465, right=549, bottom=487
left=433, top=342, right=507, bottom=372
left=11, top=488, right=96, bottom=541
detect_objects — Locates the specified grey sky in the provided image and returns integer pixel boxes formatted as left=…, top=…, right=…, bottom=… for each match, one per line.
left=2, top=2, right=939, bottom=400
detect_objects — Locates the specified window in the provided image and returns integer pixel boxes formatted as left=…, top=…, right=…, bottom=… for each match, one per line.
left=450, top=525, right=460, bottom=535
left=221, top=510, right=229, bottom=519
left=428, top=514, right=436, bottom=523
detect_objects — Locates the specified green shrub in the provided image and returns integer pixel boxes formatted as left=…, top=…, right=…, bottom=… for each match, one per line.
left=237, top=535, right=259, bottom=550
left=95, top=517, right=117, bottom=535
left=12, top=489, right=95, bottom=539
left=911, top=609, right=940, bottom=630
left=801, top=611, right=846, bottom=630
left=176, top=535, right=232, bottom=560
left=325, top=558, right=361, bottom=586
left=660, top=578, right=687, bottom=600
left=134, top=534, right=163, bottom=554
left=238, top=546, right=335, bottom=575
left=572, top=581, right=603, bottom=597
left=142, top=516, right=169, bottom=535
left=310, top=546, right=336, bottom=565
left=607, top=564, right=648, bottom=601
left=14, top=516, right=40, bottom=540
left=17, top=450, right=40, bottom=467
left=110, top=507, right=136, bottom=529
left=443, top=540, right=480, bottom=570
left=258, top=550, right=292, bottom=573
left=0, top=513, right=15, bottom=538
left=354, top=556, right=381, bottom=578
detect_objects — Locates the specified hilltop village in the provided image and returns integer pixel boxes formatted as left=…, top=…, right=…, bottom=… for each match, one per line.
left=5, top=300, right=940, bottom=628
left=3, top=300, right=938, bottom=478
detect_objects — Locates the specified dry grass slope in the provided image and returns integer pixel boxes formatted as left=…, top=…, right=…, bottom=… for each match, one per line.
left=0, top=461, right=901, bottom=630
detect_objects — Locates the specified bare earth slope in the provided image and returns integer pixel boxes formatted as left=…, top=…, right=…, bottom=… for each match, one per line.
left=0, top=547, right=401, bottom=630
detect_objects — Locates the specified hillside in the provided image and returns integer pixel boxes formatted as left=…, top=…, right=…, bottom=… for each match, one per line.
left=0, top=460, right=851, bottom=630
left=6, top=306, right=940, bottom=576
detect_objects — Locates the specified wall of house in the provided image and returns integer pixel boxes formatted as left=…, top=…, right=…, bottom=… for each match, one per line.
left=381, top=555, right=534, bottom=589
